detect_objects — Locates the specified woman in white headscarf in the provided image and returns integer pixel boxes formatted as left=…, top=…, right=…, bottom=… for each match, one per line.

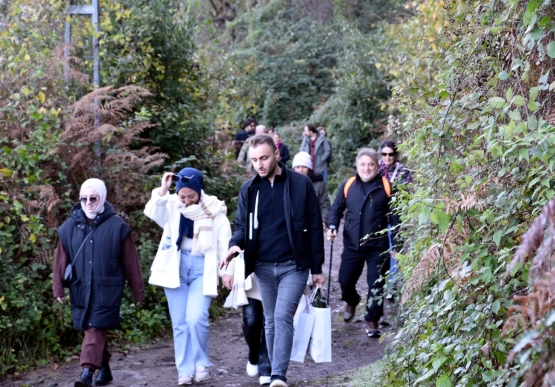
left=53, top=178, right=144, bottom=387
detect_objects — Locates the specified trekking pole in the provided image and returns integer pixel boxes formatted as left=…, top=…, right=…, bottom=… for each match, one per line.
left=327, top=240, right=333, bottom=304
left=326, top=226, right=336, bottom=305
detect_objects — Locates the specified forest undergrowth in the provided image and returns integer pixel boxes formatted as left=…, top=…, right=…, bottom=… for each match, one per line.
left=372, top=0, right=555, bottom=386
left=3, top=0, right=555, bottom=385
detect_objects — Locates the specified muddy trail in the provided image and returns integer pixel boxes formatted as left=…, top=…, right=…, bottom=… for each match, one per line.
left=1, top=224, right=399, bottom=387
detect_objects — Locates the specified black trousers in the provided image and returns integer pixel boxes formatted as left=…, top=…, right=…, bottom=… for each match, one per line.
left=338, top=248, right=390, bottom=322
left=242, top=297, right=271, bottom=377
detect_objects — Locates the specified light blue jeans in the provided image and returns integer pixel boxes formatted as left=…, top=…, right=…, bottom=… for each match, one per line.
left=254, top=260, right=309, bottom=382
left=164, top=250, right=212, bottom=377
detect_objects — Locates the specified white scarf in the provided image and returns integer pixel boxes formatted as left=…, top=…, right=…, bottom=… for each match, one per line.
left=80, top=178, right=107, bottom=219
left=178, top=190, right=227, bottom=254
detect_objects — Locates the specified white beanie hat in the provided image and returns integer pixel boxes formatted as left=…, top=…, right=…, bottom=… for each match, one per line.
left=292, top=152, right=313, bottom=170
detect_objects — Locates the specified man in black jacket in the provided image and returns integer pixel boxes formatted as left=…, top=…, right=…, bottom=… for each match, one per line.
left=327, top=148, right=393, bottom=338
left=221, top=134, right=325, bottom=387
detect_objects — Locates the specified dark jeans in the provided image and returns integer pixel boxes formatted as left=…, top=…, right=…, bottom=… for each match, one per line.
left=255, top=260, right=308, bottom=382
left=242, top=297, right=271, bottom=377
left=338, top=248, right=389, bottom=322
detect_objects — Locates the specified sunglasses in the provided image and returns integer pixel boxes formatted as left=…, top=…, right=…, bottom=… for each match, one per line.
left=381, top=152, right=395, bottom=157
left=80, top=196, right=98, bottom=204
left=172, top=174, right=195, bottom=183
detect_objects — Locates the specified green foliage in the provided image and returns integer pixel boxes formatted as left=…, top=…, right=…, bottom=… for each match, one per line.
left=311, top=24, right=391, bottom=166
left=198, top=0, right=340, bottom=128
left=0, top=0, right=217, bottom=376
left=356, top=0, right=555, bottom=386
left=0, top=0, right=69, bottom=375
left=69, top=0, right=209, bottom=163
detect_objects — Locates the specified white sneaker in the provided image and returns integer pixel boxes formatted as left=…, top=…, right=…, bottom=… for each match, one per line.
left=269, top=379, right=288, bottom=387
left=178, top=374, right=193, bottom=385
left=259, top=376, right=272, bottom=385
left=194, top=365, right=210, bottom=383
left=246, top=361, right=259, bottom=377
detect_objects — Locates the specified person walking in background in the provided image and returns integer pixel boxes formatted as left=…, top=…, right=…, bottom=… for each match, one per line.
left=222, top=269, right=272, bottom=385
left=53, top=178, right=144, bottom=387
left=327, top=148, right=396, bottom=338
left=234, top=118, right=257, bottom=158
left=300, top=123, right=332, bottom=184
left=379, top=140, right=413, bottom=185
left=221, top=134, right=325, bottom=387
left=272, top=132, right=290, bottom=165
left=237, top=125, right=266, bottom=168
left=144, top=168, right=232, bottom=385
left=379, top=139, right=413, bottom=301
left=292, top=151, right=330, bottom=230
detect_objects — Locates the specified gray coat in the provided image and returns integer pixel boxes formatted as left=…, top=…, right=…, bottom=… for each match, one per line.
left=310, top=171, right=330, bottom=224
left=300, top=134, right=332, bottom=174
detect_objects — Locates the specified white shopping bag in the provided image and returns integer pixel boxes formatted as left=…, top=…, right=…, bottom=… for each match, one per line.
left=308, top=288, right=332, bottom=363
left=223, top=253, right=249, bottom=309
left=290, top=294, right=315, bottom=362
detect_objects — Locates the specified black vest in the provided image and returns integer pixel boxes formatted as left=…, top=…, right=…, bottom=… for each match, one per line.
left=58, top=202, right=131, bottom=330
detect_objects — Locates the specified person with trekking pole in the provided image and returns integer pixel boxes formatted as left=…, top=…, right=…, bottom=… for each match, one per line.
left=379, top=139, right=413, bottom=301
left=327, top=148, right=397, bottom=338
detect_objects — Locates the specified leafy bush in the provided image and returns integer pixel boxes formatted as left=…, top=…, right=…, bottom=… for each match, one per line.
left=197, top=0, right=340, bottom=128
left=310, top=23, right=391, bottom=167
left=0, top=0, right=221, bottom=377
left=361, top=0, right=555, bottom=386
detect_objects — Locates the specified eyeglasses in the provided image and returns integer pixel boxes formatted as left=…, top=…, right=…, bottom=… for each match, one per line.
left=80, top=196, right=98, bottom=204
left=381, top=152, right=395, bottom=157
left=172, top=174, right=195, bottom=183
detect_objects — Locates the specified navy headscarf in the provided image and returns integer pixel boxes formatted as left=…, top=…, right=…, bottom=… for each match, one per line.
left=175, top=167, right=203, bottom=250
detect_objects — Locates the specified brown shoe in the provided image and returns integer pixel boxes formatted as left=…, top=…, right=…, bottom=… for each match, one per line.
left=343, top=303, right=356, bottom=322
left=366, top=321, right=381, bottom=338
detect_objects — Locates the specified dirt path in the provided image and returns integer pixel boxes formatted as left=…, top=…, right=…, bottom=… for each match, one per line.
left=1, top=223, right=398, bottom=387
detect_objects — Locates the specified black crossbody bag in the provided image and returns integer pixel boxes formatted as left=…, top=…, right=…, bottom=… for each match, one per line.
left=61, top=229, right=94, bottom=288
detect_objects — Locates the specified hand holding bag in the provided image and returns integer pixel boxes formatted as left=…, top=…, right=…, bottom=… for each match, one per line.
left=308, top=287, right=332, bottom=363
left=223, top=252, right=249, bottom=309
left=290, top=293, right=316, bottom=362
left=311, top=287, right=327, bottom=308
left=61, top=229, right=94, bottom=288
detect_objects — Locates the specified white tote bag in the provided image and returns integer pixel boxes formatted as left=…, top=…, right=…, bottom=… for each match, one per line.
left=223, top=252, right=249, bottom=309
left=290, top=294, right=316, bottom=362
left=308, top=288, right=332, bottom=363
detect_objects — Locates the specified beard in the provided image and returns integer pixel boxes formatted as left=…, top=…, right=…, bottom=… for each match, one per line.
left=258, top=157, right=278, bottom=178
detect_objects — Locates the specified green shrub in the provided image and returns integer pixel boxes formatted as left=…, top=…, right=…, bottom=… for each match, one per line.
left=370, top=0, right=555, bottom=385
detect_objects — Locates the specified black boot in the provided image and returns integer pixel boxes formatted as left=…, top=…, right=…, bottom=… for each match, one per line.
left=93, top=362, right=113, bottom=386
left=74, top=367, right=93, bottom=387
